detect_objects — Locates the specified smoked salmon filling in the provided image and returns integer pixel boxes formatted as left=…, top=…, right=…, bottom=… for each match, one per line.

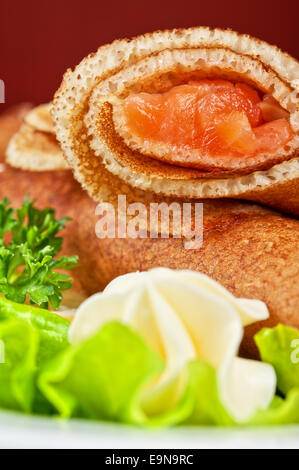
left=118, top=79, right=293, bottom=171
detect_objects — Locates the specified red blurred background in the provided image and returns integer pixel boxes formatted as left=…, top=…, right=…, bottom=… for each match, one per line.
left=1, top=0, right=298, bottom=110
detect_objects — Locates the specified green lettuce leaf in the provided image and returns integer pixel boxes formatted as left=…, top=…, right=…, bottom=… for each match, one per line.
left=1, top=304, right=299, bottom=428
left=0, top=296, right=70, bottom=364
left=0, top=320, right=38, bottom=412
left=250, top=389, right=299, bottom=425
left=37, top=321, right=236, bottom=426
left=255, top=324, right=299, bottom=395
left=38, top=322, right=163, bottom=423
left=0, top=297, right=71, bottom=414
left=183, top=361, right=235, bottom=426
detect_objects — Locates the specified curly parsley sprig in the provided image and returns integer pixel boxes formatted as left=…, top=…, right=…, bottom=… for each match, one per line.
left=0, top=197, right=78, bottom=309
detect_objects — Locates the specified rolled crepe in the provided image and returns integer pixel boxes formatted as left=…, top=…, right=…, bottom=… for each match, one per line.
left=6, top=104, right=69, bottom=171
left=52, top=27, right=299, bottom=216
left=2, top=106, right=299, bottom=358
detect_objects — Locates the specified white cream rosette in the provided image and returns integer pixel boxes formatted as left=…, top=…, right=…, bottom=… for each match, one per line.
left=69, top=268, right=276, bottom=423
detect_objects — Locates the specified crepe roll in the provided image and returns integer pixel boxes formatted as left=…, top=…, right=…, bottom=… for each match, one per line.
left=2, top=106, right=299, bottom=358
left=52, top=27, right=299, bottom=215
left=2, top=155, right=299, bottom=358
left=6, top=104, right=69, bottom=171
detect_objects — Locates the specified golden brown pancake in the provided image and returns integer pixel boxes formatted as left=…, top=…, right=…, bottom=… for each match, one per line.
left=2, top=107, right=299, bottom=358
left=6, top=103, right=69, bottom=171
left=52, top=27, right=299, bottom=216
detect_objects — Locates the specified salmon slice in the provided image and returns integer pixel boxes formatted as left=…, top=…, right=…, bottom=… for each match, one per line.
left=122, top=79, right=293, bottom=165
left=201, top=111, right=257, bottom=157
left=254, top=119, right=293, bottom=153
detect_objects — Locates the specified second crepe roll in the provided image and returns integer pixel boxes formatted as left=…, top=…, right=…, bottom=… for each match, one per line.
left=2, top=105, right=299, bottom=358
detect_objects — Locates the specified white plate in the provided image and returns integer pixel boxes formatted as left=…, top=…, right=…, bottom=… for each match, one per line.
left=0, top=410, right=299, bottom=449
